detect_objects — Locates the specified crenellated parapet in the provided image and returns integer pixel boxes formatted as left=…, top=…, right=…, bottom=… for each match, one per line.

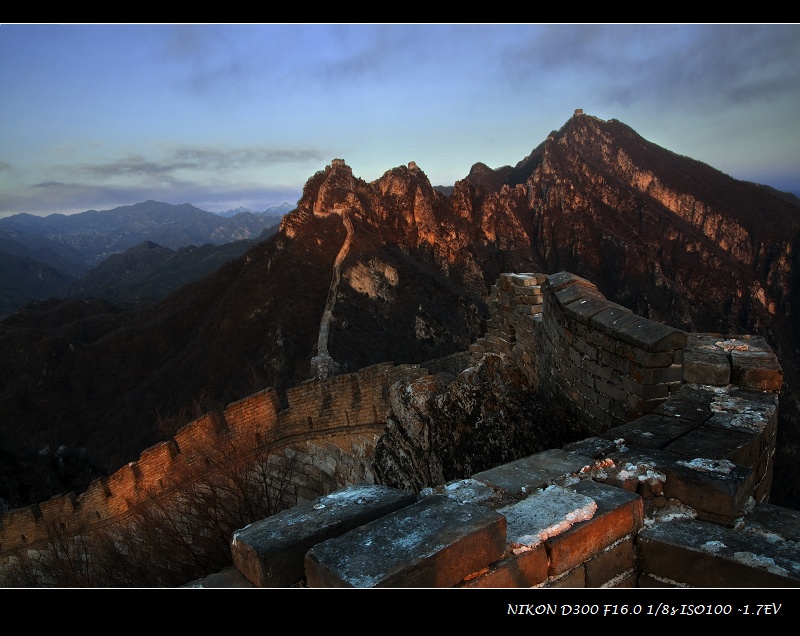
left=0, top=361, right=426, bottom=563
left=225, top=272, right=792, bottom=589
left=471, top=270, right=782, bottom=525
left=1, top=271, right=790, bottom=588
left=474, top=271, right=781, bottom=431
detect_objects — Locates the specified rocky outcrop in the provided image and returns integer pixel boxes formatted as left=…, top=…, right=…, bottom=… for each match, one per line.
left=373, top=353, right=585, bottom=492
left=2, top=111, right=799, bottom=514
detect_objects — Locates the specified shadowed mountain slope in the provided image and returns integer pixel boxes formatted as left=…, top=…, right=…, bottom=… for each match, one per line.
left=1, top=112, right=798, bottom=512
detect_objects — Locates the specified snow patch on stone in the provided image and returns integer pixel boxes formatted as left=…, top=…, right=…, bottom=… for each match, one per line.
left=676, top=457, right=736, bottom=475
left=499, top=485, right=597, bottom=553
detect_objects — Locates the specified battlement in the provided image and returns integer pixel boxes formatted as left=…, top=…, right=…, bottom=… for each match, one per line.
left=212, top=272, right=794, bottom=588
left=2, top=271, right=794, bottom=589
left=0, top=363, right=426, bottom=561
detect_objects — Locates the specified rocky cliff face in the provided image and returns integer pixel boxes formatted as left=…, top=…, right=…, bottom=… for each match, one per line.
left=522, top=116, right=798, bottom=344
left=373, top=353, right=584, bottom=492
left=1, top=112, right=798, bottom=511
left=280, top=113, right=799, bottom=506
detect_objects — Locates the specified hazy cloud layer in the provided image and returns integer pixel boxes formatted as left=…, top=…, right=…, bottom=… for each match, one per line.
left=57, top=146, right=322, bottom=180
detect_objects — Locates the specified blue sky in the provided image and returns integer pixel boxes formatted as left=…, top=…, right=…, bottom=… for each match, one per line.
left=1, top=23, right=798, bottom=218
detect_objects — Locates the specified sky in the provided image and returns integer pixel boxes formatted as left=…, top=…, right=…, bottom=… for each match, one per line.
left=1, top=23, right=798, bottom=218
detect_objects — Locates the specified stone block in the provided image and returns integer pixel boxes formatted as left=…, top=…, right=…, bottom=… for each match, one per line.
left=543, top=565, right=586, bottom=587
left=652, top=383, right=717, bottom=423
left=584, top=539, right=636, bottom=588
left=230, top=484, right=416, bottom=587
left=603, top=413, right=700, bottom=449
left=739, top=502, right=800, bottom=543
left=615, top=342, right=677, bottom=367
left=608, top=447, right=755, bottom=525
left=635, top=364, right=685, bottom=385
left=730, top=349, right=783, bottom=392
left=562, top=436, right=620, bottom=459
left=663, top=424, right=762, bottom=467
left=498, top=485, right=598, bottom=557
left=546, top=271, right=598, bottom=293
left=592, top=309, right=687, bottom=352
left=458, top=546, right=549, bottom=588
left=636, top=518, right=800, bottom=587
left=544, top=480, right=643, bottom=577
left=304, top=495, right=506, bottom=587
left=561, top=295, right=619, bottom=325
left=471, top=449, right=594, bottom=497
left=683, top=343, right=731, bottom=385
left=553, top=282, right=603, bottom=307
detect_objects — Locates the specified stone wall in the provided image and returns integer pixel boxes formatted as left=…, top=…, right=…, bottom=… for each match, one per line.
left=2, top=270, right=792, bottom=589
left=222, top=272, right=794, bottom=589
left=471, top=271, right=782, bottom=517
left=474, top=272, right=691, bottom=431
left=0, top=361, right=427, bottom=562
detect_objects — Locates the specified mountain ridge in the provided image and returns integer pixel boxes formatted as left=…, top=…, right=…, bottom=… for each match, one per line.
left=1, top=111, right=798, bottom=512
left=0, top=200, right=288, bottom=317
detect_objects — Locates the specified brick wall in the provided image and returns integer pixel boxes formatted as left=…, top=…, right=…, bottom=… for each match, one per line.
left=2, top=270, right=790, bottom=589
left=0, top=362, right=425, bottom=562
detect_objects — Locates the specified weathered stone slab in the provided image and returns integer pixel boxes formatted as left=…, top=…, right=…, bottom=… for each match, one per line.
left=510, top=272, right=548, bottom=286
left=739, top=502, right=800, bottom=544
left=562, top=295, right=626, bottom=326
left=426, top=478, right=498, bottom=506
left=498, top=485, right=598, bottom=551
left=471, top=449, right=594, bottom=497
left=546, top=271, right=598, bottom=293
left=607, top=447, right=755, bottom=525
left=592, top=308, right=687, bottom=352
left=550, top=480, right=644, bottom=577
left=554, top=283, right=606, bottom=307
left=458, top=545, right=549, bottom=588
left=584, top=539, right=637, bottom=588
left=603, top=413, right=700, bottom=449
left=652, top=383, right=718, bottom=423
left=304, top=495, right=506, bottom=587
left=683, top=334, right=731, bottom=385
left=562, top=436, right=619, bottom=459
left=230, top=484, right=416, bottom=587
left=637, top=517, right=800, bottom=587
left=730, top=349, right=783, bottom=391
left=663, top=423, right=761, bottom=467
left=711, top=385, right=779, bottom=415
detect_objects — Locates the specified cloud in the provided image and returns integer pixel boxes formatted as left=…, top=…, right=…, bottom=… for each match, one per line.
left=156, top=24, right=285, bottom=99
left=170, top=146, right=323, bottom=171
left=501, top=24, right=800, bottom=110
left=63, top=155, right=194, bottom=180
left=53, top=146, right=323, bottom=181
left=307, top=24, right=438, bottom=83
left=0, top=141, right=320, bottom=217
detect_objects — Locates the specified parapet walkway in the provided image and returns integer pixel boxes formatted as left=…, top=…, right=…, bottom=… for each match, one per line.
left=188, top=271, right=798, bottom=588
left=190, top=383, right=800, bottom=589
left=191, top=445, right=800, bottom=589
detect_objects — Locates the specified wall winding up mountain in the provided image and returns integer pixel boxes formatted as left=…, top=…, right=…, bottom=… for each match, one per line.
left=0, top=111, right=798, bottom=512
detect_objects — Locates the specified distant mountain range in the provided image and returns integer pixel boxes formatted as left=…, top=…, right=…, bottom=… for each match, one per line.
left=0, top=200, right=289, bottom=316
left=1, top=112, right=798, bottom=515
left=212, top=202, right=296, bottom=218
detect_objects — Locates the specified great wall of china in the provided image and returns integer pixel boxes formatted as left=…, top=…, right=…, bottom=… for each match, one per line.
left=2, top=270, right=798, bottom=588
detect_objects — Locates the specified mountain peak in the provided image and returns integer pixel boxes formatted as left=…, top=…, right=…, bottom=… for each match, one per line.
left=3, top=114, right=800, bottom=514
